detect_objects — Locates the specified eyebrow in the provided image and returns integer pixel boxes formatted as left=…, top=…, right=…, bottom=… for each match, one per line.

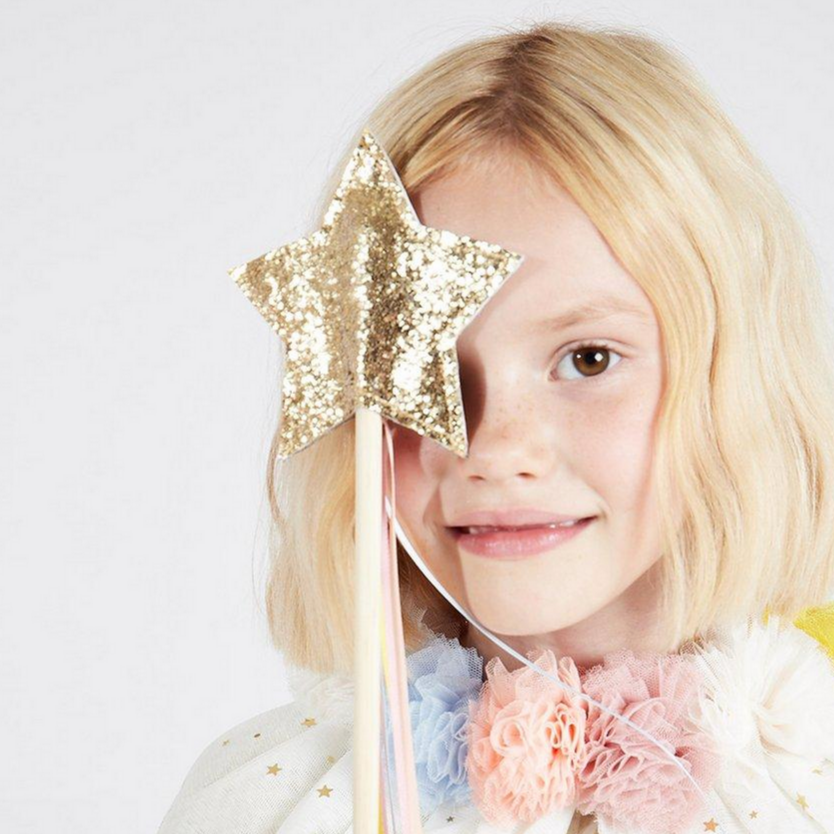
left=534, top=295, right=653, bottom=331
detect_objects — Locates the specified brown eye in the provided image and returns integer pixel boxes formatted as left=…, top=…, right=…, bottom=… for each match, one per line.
left=554, top=343, right=622, bottom=381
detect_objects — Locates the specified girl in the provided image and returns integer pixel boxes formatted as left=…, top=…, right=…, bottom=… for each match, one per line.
left=157, top=19, right=834, bottom=834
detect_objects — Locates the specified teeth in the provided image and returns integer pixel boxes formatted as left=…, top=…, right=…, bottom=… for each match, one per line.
left=463, top=520, right=582, bottom=534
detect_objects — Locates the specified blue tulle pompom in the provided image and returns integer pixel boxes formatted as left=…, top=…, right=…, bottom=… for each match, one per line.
left=383, top=633, right=484, bottom=816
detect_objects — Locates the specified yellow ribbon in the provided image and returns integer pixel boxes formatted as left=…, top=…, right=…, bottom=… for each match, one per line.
left=793, top=601, right=834, bottom=662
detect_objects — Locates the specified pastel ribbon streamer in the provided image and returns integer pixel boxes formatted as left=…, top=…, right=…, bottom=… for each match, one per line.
left=380, top=420, right=423, bottom=834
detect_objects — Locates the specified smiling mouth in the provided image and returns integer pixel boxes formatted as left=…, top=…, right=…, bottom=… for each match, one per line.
left=446, top=517, right=597, bottom=559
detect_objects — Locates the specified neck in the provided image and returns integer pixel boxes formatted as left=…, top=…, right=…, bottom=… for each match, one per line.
left=457, top=560, right=670, bottom=674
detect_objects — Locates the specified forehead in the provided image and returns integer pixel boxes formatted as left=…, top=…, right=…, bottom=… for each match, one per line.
left=411, top=152, right=655, bottom=333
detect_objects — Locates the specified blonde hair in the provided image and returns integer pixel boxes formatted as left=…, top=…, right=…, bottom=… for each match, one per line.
left=263, top=19, right=834, bottom=676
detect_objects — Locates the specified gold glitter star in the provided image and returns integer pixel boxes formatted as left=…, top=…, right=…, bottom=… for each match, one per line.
left=317, top=784, right=333, bottom=798
left=326, top=755, right=336, bottom=764
left=703, top=820, right=719, bottom=832
left=266, top=764, right=282, bottom=775
left=812, top=767, right=824, bottom=774
left=221, top=739, right=230, bottom=746
left=797, top=794, right=809, bottom=811
left=446, top=816, right=454, bottom=822
left=301, top=717, right=317, bottom=728
left=229, top=128, right=524, bottom=459
left=749, top=810, right=758, bottom=818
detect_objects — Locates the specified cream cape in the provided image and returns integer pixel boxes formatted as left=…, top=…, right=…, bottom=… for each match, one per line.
left=157, top=611, right=834, bottom=834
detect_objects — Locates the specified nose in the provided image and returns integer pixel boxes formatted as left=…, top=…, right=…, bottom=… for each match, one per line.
left=458, top=392, right=551, bottom=482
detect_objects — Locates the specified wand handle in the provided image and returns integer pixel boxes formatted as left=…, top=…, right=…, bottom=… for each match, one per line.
left=354, top=407, right=382, bottom=833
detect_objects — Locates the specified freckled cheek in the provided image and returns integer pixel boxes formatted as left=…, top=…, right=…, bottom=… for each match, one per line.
left=562, top=394, right=658, bottom=510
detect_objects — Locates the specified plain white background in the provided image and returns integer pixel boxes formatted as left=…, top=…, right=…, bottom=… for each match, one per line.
left=2, top=0, right=832, bottom=831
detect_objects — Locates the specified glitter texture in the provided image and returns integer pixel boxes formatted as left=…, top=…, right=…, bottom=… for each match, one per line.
left=229, top=128, right=525, bottom=459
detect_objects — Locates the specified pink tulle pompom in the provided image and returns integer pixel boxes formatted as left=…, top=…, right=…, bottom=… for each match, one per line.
left=576, top=649, right=721, bottom=834
left=466, top=649, right=588, bottom=827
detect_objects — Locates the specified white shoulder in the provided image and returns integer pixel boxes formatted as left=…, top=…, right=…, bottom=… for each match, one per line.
left=156, top=666, right=355, bottom=834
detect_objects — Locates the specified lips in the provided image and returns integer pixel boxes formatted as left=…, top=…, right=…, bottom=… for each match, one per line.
left=449, top=517, right=596, bottom=559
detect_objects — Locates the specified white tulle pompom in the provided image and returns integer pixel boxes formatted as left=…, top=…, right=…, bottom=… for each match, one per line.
left=690, top=615, right=834, bottom=765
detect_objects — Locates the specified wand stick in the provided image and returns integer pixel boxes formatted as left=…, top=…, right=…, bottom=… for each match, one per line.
left=354, top=406, right=382, bottom=832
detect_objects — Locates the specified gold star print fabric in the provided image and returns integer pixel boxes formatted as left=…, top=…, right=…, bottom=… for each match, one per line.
left=156, top=670, right=355, bottom=834
left=229, top=129, right=524, bottom=459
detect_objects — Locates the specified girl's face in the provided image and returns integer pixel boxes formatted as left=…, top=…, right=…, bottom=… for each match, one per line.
left=389, top=151, right=666, bottom=637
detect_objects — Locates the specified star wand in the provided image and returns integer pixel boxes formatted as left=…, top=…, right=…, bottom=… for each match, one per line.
left=229, top=129, right=524, bottom=833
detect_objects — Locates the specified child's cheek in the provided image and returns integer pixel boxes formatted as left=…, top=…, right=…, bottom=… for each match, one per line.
left=390, top=426, right=444, bottom=533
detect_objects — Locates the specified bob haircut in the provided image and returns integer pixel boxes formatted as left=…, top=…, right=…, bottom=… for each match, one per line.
left=262, top=20, right=834, bottom=676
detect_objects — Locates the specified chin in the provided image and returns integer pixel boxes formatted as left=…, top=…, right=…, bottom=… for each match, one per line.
left=466, top=601, right=579, bottom=637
